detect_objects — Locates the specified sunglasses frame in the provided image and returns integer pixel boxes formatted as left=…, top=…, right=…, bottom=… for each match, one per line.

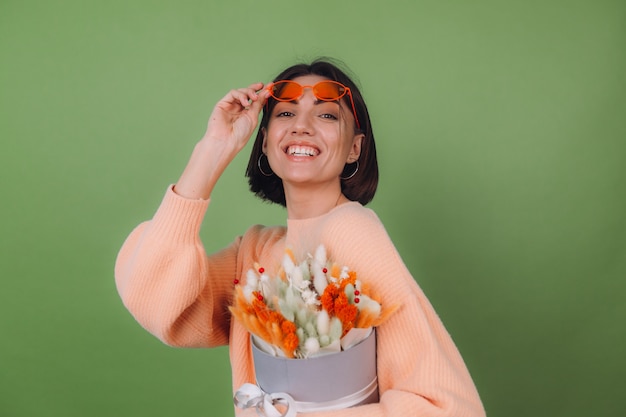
left=266, top=80, right=361, bottom=129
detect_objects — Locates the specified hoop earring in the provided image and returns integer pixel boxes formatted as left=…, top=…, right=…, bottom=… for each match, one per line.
left=340, top=161, right=359, bottom=180
left=258, top=154, right=274, bottom=177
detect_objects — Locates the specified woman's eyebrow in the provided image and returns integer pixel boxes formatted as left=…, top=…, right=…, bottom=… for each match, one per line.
left=314, top=99, right=340, bottom=105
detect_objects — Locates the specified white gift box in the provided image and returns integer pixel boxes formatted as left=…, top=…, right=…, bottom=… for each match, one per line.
left=250, top=328, right=378, bottom=413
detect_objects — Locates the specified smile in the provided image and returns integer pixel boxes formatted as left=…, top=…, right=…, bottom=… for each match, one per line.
left=286, top=145, right=319, bottom=157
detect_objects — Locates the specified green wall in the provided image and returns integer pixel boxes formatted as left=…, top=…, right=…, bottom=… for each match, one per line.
left=1, top=1, right=625, bottom=416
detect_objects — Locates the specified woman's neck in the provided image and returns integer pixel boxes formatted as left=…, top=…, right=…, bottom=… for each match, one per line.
left=284, top=183, right=349, bottom=220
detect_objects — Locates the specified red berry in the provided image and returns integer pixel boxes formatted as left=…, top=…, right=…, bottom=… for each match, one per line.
left=322, top=268, right=328, bottom=273
left=257, top=294, right=264, bottom=301
left=233, top=279, right=239, bottom=285
left=258, top=267, right=265, bottom=273
left=354, top=290, right=360, bottom=296
left=354, top=297, right=360, bottom=303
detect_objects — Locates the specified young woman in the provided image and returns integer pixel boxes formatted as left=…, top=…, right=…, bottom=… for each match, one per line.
left=115, top=59, right=485, bottom=416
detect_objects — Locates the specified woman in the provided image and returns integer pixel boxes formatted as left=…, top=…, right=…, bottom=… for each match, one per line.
left=115, top=59, right=486, bottom=416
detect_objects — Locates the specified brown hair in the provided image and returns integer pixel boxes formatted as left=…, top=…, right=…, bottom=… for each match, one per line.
left=246, top=58, right=378, bottom=206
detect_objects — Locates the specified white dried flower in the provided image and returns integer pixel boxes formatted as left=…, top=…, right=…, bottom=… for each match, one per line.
left=290, top=266, right=304, bottom=289
left=316, top=310, right=330, bottom=335
left=329, top=317, right=343, bottom=341
left=304, top=337, right=320, bottom=356
left=312, top=264, right=328, bottom=294
left=282, top=253, right=295, bottom=274
left=314, top=245, right=327, bottom=265
left=246, top=269, right=258, bottom=289
left=301, top=289, right=319, bottom=306
left=340, top=266, right=350, bottom=279
left=356, top=294, right=382, bottom=317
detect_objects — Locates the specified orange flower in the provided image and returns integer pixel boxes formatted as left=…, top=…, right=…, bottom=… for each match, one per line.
left=281, top=320, right=297, bottom=335
left=281, top=320, right=299, bottom=357
left=339, top=271, right=357, bottom=291
left=268, top=310, right=284, bottom=325
left=251, top=292, right=273, bottom=321
left=283, top=332, right=299, bottom=357
left=320, top=284, right=339, bottom=316
left=334, top=293, right=358, bottom=335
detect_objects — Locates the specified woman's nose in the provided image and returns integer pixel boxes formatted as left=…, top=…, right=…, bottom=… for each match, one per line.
left=291, top=112, right=314, bottom=135
left=290, top=91, right=317, bottom=135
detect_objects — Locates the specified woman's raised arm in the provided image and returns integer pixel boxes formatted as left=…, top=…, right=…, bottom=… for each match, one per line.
left=174, top=83, right=270, bottom=200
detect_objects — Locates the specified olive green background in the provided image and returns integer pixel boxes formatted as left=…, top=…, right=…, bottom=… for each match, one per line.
left=1, top=1, right=624, bottom=416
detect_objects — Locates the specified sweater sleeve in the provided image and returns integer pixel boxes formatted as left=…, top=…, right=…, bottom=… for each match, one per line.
left=305, top=206, right=486, bottom=417
left=114, top=186, right=239, bottom=347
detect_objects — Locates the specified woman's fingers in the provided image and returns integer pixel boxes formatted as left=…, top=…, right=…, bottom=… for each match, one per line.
left=204, top=82, right=269, bottom=144
left=225, top=82, right=267, bottom=110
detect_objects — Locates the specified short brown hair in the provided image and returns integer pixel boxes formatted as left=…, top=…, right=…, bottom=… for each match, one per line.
left=246, top=58, right=378, bottom=206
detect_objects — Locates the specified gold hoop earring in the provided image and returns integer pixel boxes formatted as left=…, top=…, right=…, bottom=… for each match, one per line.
left=340, top=161, right=359, bottom=180
left=258, top=154, right=274, bottom=177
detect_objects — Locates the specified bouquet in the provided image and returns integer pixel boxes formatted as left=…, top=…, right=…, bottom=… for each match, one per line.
left=229, top=245, right=396, bottom=359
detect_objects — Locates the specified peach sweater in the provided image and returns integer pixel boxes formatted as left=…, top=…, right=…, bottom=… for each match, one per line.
left=115, top=186, right=485, bottom=417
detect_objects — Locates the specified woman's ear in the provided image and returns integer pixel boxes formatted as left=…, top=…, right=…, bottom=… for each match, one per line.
left=347, top=133, right=364, bottom=163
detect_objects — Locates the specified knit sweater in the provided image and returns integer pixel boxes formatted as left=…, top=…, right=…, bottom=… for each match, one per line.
left=115, top=186, right=486, bottom=417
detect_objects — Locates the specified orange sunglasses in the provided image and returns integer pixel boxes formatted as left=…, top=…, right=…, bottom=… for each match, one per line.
left=266, top=80, right=360, bottom=129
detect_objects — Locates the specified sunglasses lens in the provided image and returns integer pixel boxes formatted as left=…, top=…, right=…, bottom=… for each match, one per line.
left=268, top=80, right=359, bottom=128
left=314, top=82, right=345, bottom=101
left=271, top=81, right=302, bottom=101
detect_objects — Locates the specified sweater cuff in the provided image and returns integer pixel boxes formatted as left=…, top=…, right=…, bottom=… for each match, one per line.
left=149, top=185, right=211, bottom=244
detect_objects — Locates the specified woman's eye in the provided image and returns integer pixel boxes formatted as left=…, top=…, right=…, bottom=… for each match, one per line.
left=320, top=113, right=338, bottom=120
left=275, top=111, right=294, bottom=117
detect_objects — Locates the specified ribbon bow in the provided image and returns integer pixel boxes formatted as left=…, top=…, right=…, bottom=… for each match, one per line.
left=233, top=383, right=297, bottom=417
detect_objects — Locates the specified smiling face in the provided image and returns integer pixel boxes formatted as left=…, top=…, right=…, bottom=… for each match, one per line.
left=262, top=75, right=364, bottom=195
left=246, top=60, right=379, bottom=208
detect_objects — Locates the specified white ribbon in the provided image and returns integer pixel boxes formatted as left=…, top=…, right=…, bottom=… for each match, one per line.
left=234, top=377, right=378, bottom=416
left=234, top=383, right=297, bottom=417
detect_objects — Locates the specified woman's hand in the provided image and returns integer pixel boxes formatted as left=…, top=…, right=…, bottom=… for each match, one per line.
left=173, top=83, right=270, bottom=200
left=203, top=82, right=270, bottom=153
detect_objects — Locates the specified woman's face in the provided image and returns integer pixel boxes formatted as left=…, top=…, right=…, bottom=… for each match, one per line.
left=262, top=75, right=363, bottom=192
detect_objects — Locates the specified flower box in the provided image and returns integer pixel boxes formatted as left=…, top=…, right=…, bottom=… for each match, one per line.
left=251, top=328, right=378, bottom=413
left=231, top=246, right=395, bottom=415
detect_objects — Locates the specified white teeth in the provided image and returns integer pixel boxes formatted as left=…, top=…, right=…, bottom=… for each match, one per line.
left=287, top=145, right=319, bottom=157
